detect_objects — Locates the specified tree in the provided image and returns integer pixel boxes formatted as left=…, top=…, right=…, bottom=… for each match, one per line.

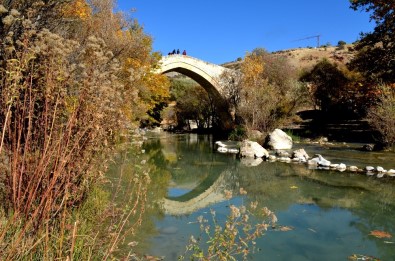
left=300, top=59, right=375, bottom=117
left=349, top=0, right=395, bottom=83
left=221, top=49, right=305, bottom=134
left=300, top=59, right=348, bottom=113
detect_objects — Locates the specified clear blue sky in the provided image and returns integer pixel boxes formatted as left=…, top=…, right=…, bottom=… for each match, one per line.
left=116, top=0, right=375, bottom=64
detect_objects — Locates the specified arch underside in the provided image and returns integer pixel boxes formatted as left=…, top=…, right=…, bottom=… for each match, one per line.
left=162, top=67, right=233, bottom=130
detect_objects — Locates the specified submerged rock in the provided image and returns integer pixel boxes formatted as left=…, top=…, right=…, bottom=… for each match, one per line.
left=361, top=144, right=375, bottom=151
left=241, top=157, right=263, bottom=167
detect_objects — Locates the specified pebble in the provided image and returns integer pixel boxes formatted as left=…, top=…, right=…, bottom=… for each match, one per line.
left=337, top=163, right=347, bottom=171
left=217, top=147, right=228, bottom=153
left=279, top=157, right=291, bottom=163
left=233, top=147, right=395, bottom=179
left=228, top=148, right=239, bottom=154
left=376, top=166, right=385, bottom=172
left=388, top=169, right=395, bottom=176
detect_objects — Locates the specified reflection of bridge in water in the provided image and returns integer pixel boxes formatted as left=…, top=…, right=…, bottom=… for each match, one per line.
left=161, top=169, right=234, bottom=216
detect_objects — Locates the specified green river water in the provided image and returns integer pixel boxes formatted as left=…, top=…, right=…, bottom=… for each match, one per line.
left=108, top=133, right=395, bottom=260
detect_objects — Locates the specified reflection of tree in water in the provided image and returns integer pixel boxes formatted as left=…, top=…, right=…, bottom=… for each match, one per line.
left=104, top=141, right=172, bottom=258
left=144, top=134, right=237, bottom=189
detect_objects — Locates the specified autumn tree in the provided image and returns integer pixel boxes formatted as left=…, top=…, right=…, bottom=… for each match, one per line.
left=73, top=0, right=170, bottom=125
left=349, top=0, right=395, bottom=83
left=222, top=48, right=305, bottom=135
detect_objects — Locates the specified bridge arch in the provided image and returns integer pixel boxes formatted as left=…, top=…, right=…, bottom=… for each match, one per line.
left=155, top=55, right=234, bottom=130
left=161, top=169, right=231, bottom=216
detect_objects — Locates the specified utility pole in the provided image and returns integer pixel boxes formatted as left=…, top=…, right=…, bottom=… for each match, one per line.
left=293, top=35, right=321, bottom=48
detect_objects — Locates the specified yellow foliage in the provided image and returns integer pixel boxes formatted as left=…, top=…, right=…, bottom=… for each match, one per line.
left=63, top=0, right=91, bottom=20
left=241, top=53, right=265, bottom=89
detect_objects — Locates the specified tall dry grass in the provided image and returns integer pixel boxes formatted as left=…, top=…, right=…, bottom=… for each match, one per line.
left=0, top=3, right=154, bottom=259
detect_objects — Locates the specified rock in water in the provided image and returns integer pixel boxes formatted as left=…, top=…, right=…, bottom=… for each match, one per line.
left=292, top=148, right=309, bottom=162
left=240, top=140, right=269, bottom=158
left=266, top=129, right=293, bottom=150
left=309, top=154, right=331, bottom=167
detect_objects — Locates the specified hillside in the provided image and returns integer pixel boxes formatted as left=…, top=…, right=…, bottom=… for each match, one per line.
left=223, top=44, right=357, bottom=73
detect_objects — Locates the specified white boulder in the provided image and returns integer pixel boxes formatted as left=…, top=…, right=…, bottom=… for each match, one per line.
left=309, top=154, right=331, bottom=167
left=292, top=149, right=309, bottom=162
left=376, top=166, right=385, bottom=172
left=240, top=140, right=269, bottom=158
left=267, top=129, right=293, bottom=150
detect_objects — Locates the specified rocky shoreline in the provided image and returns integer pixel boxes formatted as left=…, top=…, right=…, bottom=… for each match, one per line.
left=215, top=129, right=395, bottom=179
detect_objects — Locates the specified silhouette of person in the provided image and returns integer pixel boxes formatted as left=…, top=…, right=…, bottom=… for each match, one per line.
left=177, top=49, right=180, bottom=54
left=172, top=49, right=176, bottom=55
left=182, top=50, right=187, bottom=55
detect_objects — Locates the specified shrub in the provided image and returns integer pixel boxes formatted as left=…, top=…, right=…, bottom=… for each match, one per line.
left=0, top=3, right=159, bottom=258
left=366, top=85, right=395, bottom=148
left=180, top=189, right=278, bottom=261
left=337, top=40, right=346, bottom=50
left=220, top=48, right=307, bottom=136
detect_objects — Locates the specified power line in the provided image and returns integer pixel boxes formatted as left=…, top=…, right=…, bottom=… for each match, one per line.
left=293, top=35, right=321, bottom=48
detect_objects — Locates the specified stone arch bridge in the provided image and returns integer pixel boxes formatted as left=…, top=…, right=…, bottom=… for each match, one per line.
left=155, top=55, right=235, bottom=130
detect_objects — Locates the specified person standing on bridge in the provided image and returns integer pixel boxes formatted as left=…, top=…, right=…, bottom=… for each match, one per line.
left=177, top=49, right=180, bottom=54
left=182, top=50, right=187, bottom=55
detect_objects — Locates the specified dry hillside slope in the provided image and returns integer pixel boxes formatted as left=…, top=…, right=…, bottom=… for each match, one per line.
left=223, top=44, right=357, bottom=73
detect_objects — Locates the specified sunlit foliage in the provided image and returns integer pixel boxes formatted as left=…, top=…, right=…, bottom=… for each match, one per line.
left=221, top=48, right=306, bottom=134
left=0, top=0, right=169, bottom=258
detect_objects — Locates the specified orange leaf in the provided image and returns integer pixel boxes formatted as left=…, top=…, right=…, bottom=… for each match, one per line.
left=369, top=230, right=392, bottom=239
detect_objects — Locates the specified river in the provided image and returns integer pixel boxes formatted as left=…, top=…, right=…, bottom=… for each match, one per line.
left=107, top=132, right=395, bottom=260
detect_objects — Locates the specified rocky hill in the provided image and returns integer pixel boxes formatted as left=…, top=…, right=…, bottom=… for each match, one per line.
left=223, top=44, right=357, bottom=73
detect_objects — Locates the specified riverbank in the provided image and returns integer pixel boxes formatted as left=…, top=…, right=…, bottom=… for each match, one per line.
left=285, top=109, right=379, bottom=144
